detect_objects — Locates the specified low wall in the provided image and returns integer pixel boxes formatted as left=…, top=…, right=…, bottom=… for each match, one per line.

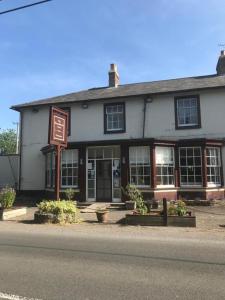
left=0, top=155, right=19, bottom=189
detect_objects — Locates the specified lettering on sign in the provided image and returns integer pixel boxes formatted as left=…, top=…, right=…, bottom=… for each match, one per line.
left=49, top=107, right=68, bottom=147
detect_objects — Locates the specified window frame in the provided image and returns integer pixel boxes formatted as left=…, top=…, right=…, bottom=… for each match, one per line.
left=179, top=146, right=202, bottom=187
left=45, top=149, right=78, bottom=189
left=129, top=146, right=151, bottom=188
left=155, top=146, right=175, bottom=188
left=174, top=95, right=201, bottom=130
left=206, top=147, right=221, bottom=187
left=61, top=149, right=79, bottom=188
left=104, top=102, right=126, bottom=134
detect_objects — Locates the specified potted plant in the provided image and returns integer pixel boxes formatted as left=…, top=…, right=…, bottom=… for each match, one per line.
left=122, top=184, right=147, bottom=212
left=95, top=208, right=109, bottom=223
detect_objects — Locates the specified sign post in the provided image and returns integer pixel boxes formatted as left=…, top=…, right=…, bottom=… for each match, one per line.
left=49, top=107, right=68, bottom=200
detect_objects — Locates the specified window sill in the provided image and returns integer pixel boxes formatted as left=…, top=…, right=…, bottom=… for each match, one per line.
left=175, top=125, right=201, bottom=130
left=104, top=130, right=126, bottom=134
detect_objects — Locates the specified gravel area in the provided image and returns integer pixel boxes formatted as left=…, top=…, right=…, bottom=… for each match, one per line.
left=1, top=201, right=225, bottom=241
left=1, top=200, right=225, bottom=232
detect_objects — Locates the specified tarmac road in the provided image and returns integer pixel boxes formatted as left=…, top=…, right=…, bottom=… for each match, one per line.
left=0, top=227, right=225, bottom=300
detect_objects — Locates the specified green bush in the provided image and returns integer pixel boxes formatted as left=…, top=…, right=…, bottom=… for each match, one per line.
left=122, top=184, right=148, bottom=215
left=37, top=200, right=79, bottom=224
left=0, top=186, right=16, bottom=209
left=168, top=200, right=187, bottom=216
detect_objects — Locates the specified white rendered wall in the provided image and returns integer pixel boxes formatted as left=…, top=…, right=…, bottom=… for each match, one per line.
left=0, top=155, right=19, bottom=189
left=19, top=88, right=225, bottom=190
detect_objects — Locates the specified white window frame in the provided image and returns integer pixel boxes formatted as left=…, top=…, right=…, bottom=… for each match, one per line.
left=129, top=146, right=151, bottom=188
left=156, top=146, right=175, bottom=188
left=61, top=149, right=79, bottom=188
left=206, top=147, right=221, bottom=187
left=105, top=103, right=125, bottom=132
left=176, top=96, right=199, bottom=128
left=179, top=147, right=202, bottom=187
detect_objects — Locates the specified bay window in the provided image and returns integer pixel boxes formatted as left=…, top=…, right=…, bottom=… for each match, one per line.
left=206, top=147, right=221, bottom=186
left=156, top=147, right=175, bottom=186
left=129, top=146, right=150, bottom=187
left=179, top=147, right=202, bottom=186
left=45, top=149, right=78, bottom=188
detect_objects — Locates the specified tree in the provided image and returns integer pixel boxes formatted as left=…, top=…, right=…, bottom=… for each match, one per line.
left=0, top=129, right=17, bottom=155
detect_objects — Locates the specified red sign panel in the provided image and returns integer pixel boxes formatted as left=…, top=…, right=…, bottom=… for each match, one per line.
left=49, top=107, right=68, bottom=147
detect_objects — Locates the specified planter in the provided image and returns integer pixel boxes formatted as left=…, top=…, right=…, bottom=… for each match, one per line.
left=96, top=211, right=109, bottom=223
left=125, top=213, right=196, bottom=227
left=125, top=214, right=164, bottom=226
left=167, top=215, right=196, bottom=227
left=0, top=207, right=27, bottom=221
left=34, top=212, right=55, bottom=224
left=125, top=201, right=136, bottom=210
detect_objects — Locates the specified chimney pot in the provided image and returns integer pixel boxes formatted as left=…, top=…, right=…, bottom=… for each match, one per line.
left=108, top=63, right=120, bottom=87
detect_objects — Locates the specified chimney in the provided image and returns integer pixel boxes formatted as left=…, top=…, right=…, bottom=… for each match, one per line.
left=216, top=50, right=225, bottom=75
left=108, top=63, right=120, bottom=87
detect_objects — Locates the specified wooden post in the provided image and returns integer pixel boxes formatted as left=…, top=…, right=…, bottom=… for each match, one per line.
left=55, top=144, right=61, bottom=201
left=163, top=198, right=168, bottom=226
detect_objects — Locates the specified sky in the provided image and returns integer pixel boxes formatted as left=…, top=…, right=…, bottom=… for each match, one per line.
left=0, top=0, right=225, bottom=130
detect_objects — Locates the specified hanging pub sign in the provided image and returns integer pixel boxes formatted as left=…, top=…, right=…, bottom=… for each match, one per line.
left=49, top=106, right=68, bottom=147
left=49, top=106, right=69, bottom=200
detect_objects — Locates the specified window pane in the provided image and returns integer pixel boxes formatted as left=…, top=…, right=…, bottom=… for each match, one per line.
left=179, top=147, right=202, bottom=186
left=105, top=104, right=124, bottom=132
left=61, top=149, right=78, bottom=187
left=206, top=147, right=221, bottom=185
left=177, top=97, right=198, bottom=126
left=156, top=147, right=175, bottom=186
left=129, top=146, right=150, bottom=187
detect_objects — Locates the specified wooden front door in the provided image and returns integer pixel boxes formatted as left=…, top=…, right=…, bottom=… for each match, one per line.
left=96, top=160, right=112, bottom=202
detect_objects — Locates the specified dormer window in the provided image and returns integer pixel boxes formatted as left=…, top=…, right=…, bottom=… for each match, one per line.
left=104, top=103, right=125, bottom=134
left=175, top=95, right=201, bottom=129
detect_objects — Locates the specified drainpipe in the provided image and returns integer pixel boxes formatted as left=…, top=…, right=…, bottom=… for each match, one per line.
left=142, top=96, right=153, bottom=139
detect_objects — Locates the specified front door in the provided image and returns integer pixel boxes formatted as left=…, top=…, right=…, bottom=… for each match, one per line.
left=96, top=160, right=112, bottom=202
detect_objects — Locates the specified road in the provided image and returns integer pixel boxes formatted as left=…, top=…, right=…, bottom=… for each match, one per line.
left=0, top=228, right=225, bottom=300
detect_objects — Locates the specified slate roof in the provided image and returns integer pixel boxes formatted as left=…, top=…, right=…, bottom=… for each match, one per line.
left=11, top=73, right=225, bottom=111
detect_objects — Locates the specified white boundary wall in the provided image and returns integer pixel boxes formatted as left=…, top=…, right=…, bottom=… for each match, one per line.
left=0, top=155, right=19, bottom=189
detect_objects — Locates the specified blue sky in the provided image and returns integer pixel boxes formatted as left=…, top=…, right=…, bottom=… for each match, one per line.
left=0, top=0, right=225, bottom=129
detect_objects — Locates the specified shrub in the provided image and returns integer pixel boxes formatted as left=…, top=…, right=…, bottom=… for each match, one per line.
left=122, top=184, right=148, bottom=215
left=168, top=200, right=187, bottom=216
left=37, top=200, right=79, bottom=224
left=0, top=186, right=16, bottom=209
left=64, top=188, right=75, bottom=201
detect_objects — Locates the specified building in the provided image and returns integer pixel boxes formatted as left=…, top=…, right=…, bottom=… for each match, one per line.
left=11, top=52, right=225, bottom=202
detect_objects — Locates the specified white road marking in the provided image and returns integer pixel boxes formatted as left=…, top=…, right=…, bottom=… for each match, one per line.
left=0, top=292, right=42, bottom=300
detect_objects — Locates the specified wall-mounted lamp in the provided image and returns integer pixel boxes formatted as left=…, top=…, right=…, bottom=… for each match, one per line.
left=80, top=158, right=84, bottom=165
left=82, top=102, right=89, bottom=109
left=122, top=157, right=126, bottom=164
left=32, top=107, right=39, bottom=113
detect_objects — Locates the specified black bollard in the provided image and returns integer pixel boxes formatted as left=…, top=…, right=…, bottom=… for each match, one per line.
left=163, top=198, right=168, bottom=226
